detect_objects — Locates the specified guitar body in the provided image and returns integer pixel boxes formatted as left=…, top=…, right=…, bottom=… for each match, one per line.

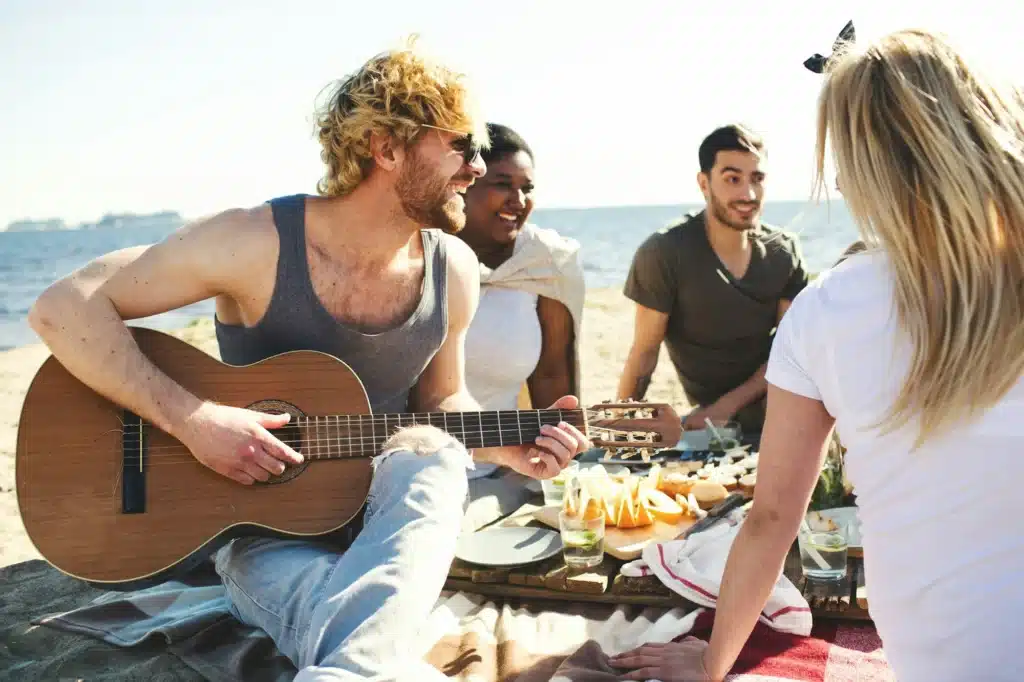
left=16, top=328, right=374, bottom=590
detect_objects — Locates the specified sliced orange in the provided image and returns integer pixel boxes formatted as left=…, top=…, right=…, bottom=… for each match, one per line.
left=640, top=488, right=685, bottom=524
left=624, top=476, right=641, bottom=502
left=581, top=496, right=604, bottom=522
left=562, top=492, right=576, bottom=517
left=603, top=496, right=618, bottom=526
left=634, top=498, right=655, bottom=526
left=615, top=494, right=637, bottom=528
left=675, top=493, right=695, bottom=518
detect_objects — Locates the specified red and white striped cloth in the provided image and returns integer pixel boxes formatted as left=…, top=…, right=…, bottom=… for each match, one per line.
left=621, top=511, right=813, bottom=636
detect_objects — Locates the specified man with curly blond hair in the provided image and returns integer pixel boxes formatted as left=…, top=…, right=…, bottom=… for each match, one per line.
left=29, top=41, right=589, bottom=680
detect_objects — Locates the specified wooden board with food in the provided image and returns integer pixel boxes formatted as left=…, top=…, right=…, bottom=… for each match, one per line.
left=532, top=455, right=759, bottom=560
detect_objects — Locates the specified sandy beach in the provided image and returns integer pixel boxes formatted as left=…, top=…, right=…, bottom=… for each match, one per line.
left=0, top=287, right=686, bottom=571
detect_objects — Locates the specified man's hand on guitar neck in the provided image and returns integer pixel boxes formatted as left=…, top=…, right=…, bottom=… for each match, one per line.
left=180, top=402, right=305, bottom=485
left=477, top=395, right=591, bottom=480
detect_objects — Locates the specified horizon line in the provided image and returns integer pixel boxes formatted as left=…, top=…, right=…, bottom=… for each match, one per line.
left=6, top=196, right=844, bottom=228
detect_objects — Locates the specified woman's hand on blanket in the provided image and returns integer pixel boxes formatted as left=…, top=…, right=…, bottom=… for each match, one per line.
left=609, top=637, right=715, bottom=681
left=492, top=395, right=591, bottom=480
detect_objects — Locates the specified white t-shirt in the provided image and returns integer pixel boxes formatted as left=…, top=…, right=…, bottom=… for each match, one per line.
left=464, top=286, right=542, bottom=412
left=463, top=284, right=542, bottom=480
left=766, top=251, right=1024, bottom=682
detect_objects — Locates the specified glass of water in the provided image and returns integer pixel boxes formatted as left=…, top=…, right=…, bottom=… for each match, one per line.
left=540, top=459, right=579, bottom=506
left=798, top=520, right=849, bottom=581
left=706, top=420, right=743, bottom=451
left=558, top=507, right=605, bottom=570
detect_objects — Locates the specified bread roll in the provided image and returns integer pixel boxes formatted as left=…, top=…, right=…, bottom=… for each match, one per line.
left=658, top=471, right=695, bottom=497
left=708, top=473, right=739, bottom=491
left=690, top=480, right=728, bottom=509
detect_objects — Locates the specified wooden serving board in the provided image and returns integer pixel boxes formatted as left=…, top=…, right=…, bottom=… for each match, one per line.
left=531, top=504, right=696, bottom=560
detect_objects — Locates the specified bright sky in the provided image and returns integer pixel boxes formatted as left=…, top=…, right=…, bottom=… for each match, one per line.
left=2, top=0, right=1019, bottom=227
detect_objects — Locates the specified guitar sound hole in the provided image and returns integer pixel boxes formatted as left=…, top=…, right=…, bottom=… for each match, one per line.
left=246, top=399, right=310, bottom=486
left=261, top=422, right=308, bottom=485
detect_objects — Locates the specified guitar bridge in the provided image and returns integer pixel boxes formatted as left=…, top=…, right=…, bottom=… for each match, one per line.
left=121, top=410, right=146, bottom=514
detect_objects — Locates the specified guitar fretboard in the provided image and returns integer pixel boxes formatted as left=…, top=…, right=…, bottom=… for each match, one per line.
left=294, top=409, right=587, bottom=459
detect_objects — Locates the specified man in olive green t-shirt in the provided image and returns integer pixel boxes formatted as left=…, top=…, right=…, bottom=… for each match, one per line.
left=617, top=124, right=809, bottom=435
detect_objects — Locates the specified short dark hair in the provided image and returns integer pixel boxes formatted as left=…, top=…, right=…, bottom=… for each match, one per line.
left=481, top=122, right=534, bottom=166
left=698, top=124, right=764, bottom=174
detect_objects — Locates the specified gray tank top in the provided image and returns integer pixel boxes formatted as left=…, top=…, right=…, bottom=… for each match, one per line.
left=215, top=194, right=449, bottom=414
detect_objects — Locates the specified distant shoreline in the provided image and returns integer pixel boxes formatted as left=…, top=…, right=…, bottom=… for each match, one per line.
left=2, top=198, right=851, bottom=234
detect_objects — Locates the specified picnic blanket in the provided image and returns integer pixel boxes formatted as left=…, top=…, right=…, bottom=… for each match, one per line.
left=0, top=558, right=893, bottom=681
left=0, top=472, right=892, bottom=680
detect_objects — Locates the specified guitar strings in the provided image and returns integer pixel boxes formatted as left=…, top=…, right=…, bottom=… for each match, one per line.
left=25, top=407, right=657, bottom=455
left=23, top=423, right=648, bottom=460
left=112, top=421, right=656, bottom=465
left=29, top=421, right=664, bottom=473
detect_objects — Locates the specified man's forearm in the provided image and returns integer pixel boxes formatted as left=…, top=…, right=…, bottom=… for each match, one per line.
left=29, top=289, right=204, bottom=437
left=716, top=363, right=767, bottom=413
left=617, top=348, right=659, bottom=400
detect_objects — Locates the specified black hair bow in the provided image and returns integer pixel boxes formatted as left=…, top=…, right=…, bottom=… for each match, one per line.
left=804, top=20, right=856, bottom=74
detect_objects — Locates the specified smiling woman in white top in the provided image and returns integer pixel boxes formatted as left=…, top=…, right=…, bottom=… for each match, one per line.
left=458, top=123, right=585, bottom=478
left=611, top=28, right=1024, bottom=682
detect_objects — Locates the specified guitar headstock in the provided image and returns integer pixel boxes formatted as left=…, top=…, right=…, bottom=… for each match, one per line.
left=584, top=400, right=681, bottom=451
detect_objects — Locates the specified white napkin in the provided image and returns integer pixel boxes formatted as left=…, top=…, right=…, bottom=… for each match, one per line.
left=621, top=511, right=813, bottom=636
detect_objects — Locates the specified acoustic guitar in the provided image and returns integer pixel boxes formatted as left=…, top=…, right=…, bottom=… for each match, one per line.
left=16, top=327, right=681, bottom=590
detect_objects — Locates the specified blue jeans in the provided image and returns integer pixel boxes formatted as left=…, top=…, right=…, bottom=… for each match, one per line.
left=213, top=440, right=471, bottom=681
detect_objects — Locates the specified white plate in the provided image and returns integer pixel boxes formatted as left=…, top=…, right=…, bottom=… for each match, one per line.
left=809, top=507, right=863, bottom=549
left=455, top=526, right=563, bottom=567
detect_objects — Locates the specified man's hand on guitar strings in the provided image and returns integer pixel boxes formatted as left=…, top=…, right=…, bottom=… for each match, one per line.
left=500, top=395, right=591, bottom=480
left=180, top=402, right=305, bottom=485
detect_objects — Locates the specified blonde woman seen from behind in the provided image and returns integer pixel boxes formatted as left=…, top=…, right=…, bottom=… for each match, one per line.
left=611, top=28, right=1024, bottom=682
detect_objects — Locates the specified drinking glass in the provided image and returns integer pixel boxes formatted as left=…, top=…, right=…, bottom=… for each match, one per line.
left=798, top=520, right=849, bottom=581
left=558, top=507, right=605, bottom=570
left=540, top=459, right=579, bottom=506
left=706, top=420, right=743, bottom=451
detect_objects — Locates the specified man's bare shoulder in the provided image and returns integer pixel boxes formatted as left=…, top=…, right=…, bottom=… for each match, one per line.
left=178, top=204, right=274, bottom=248
left=439, top=231, right=480, bottom=279
left=169, top=204, right=278, bottom=271
left=437, top=231, right=481, bottom=329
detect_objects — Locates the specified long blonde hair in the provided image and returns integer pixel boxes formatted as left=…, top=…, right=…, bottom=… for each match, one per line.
left=814, top=29, right=1024, bottom=447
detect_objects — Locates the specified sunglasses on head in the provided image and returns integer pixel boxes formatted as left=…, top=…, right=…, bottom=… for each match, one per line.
left=420, top=124, right=482, bottom=165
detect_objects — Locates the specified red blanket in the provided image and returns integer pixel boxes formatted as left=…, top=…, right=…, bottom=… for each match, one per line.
left=677, top=611, right=894, bottom=681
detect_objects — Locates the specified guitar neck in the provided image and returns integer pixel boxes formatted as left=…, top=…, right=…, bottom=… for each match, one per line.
left=295, top=408, right=587, bottom=460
